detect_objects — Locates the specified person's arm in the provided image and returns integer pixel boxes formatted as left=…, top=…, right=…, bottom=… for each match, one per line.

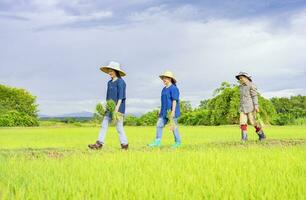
left=171, top=100, right=177, bottom=118
left=116, top=80, right=126, bottom=113
left=250, top=84, right=259, bottom=112
left=170, top=87, right=179, bottom=117
left=115, top=99, right=122, bottom=113
left=106, top=81, right=110, bottom=101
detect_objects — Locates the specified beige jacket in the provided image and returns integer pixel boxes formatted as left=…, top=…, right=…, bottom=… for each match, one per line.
left=239, top=82, right=259, bottom=113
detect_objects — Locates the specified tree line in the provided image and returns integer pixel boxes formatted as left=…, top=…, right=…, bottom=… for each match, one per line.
left=0, top=83, right=305, bottom=127
left=102, top=82, right=305, bottom=126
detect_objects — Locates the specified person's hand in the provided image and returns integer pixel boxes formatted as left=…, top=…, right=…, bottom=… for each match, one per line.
left=255, top=107, right=260, bottom=113
left=171, top=111, right=175, bottom=118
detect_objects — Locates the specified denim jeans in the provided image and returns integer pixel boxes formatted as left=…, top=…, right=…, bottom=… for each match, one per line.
left=98, top=116, right=128, bottom=145
left=156, top=117, right=181, bottom=143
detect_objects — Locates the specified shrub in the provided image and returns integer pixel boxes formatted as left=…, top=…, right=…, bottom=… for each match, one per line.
left=0, top=110, right=38, bottom=127
left=0, top=84, right=38, bottom=127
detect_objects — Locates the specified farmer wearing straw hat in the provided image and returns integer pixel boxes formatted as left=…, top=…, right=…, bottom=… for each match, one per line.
left=236, top=72, right=266, bottom=141
left=148, top=71, right=182, bottom=148
left=88, top=61, right=129, bottom=150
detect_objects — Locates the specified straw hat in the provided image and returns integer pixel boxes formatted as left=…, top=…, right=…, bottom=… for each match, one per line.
left=235, top=72, right=252, bottom=82
left=159, top=71, right=177, bottom=83
left=100, top=61, right=126, bottom=77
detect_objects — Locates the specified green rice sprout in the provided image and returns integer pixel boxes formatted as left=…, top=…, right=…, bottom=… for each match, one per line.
left=167, top=110, right=177, bottom=131
left=95, top=103, right=105, bottom=117
left=106, top=100, right=122, bottom=124
left=106, top=100, right=116, bottom=113
left=256, top=112, right=265, bottom=127
left=94, top=100, right=122, bottom=124
left=112, top=112, right=123, bottom=124
left=1, top=126, right=305, bottom=198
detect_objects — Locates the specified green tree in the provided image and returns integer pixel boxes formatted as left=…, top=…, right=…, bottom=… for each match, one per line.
left=180, top=100, right=193, bottom=114
left=271, top=95, right=306, bottom=125
left=207, top=82, right=276, bottom=125
left=179, top=82, right=276, bottom=126
left=178, top=109, right=210, bottom=125
left=0, top=84, right=39, bottom=127
left=124, top=115, right=140, bottom=126
left=198, top=99, right=209, bottom=110
left=138, top=110, right=159, bottom=126
left=208, top=82, right=240, bottom=125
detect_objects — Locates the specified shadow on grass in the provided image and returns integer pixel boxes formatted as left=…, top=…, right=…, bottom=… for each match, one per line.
left=0, top=139, right=305, bottom=159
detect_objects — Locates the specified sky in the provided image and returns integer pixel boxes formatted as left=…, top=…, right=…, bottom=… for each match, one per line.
left=0, top=0, right=306, bottom=116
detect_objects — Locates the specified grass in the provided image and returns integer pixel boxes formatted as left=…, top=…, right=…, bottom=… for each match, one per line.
left=0, top=125, right=305, bottom=199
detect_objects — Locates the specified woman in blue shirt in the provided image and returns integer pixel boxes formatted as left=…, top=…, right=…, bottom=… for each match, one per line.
left=88, top=61, right=129, bottom=150
left=148, top=71, right=182, bottom=148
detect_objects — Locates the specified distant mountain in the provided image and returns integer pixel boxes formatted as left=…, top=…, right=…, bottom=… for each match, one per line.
left=38, top=111, right=143, bottom=119
left=39, top=111, right=94, bottom=118
left=38, top=114, right=50, bottom=118
left=57, top=111, right=94, bottom=118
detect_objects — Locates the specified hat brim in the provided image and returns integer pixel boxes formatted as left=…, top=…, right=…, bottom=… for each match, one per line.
left=100, top=66, right=126, bottom=77
left=235, top=75, right=252, bottom=82
left=159, top=75, right=177, bottom=84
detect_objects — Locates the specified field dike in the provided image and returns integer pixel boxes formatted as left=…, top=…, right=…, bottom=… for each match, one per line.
left=0, top=138, right=304, bottom=160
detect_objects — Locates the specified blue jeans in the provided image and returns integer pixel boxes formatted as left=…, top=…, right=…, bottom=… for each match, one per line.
left=156, top=117, right=181, bottom=143
left=98, top=116, right=128, bottom=145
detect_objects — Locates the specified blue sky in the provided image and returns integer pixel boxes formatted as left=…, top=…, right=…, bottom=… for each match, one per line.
left=1, top=0, right=306, bottom=116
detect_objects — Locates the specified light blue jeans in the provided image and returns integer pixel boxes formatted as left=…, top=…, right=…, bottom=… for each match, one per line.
left=156, top=117, right=181, bottom=143
left=98, top=116, right=128, bottom=145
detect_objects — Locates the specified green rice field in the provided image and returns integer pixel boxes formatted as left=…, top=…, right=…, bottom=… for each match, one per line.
left=0, top=126, right=305, bottom=199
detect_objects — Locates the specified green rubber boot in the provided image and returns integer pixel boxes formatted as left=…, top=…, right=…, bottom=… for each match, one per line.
left=171, top=142, right=181, bottom=148
left=148, top=139, right=161, bottom=147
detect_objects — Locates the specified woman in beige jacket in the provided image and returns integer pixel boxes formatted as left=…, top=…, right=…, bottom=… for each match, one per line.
left=236, top=72, right=266, bottom=141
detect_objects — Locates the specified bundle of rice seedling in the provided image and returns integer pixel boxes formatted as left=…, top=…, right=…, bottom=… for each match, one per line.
left=112, top=112, right=123, bottom=124
left=93, top=103, right=106, bottom=122
left=167, top=110, right=177, bottom=131
left=256, top=112, right=265, bottom=127
left=106, top=100, right=116, bottom=113
left=96, top=103, right=105, bottom=116
left=106, top=100, right=122, bottom=124
left=95, top=100, right=122, bottom=124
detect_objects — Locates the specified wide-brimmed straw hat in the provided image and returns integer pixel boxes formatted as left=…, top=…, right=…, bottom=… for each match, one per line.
left=235, top=72, right=252, bottom=82
left=100, top=61, right=126, bottom=77
left=159, top=71, right=177, bottom=84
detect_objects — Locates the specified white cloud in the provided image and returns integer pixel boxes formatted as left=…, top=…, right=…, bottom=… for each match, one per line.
left=0, top=0, right=114, bottom=29
left=1, top=4, right=306, bottom=115
left=129, top=4, right=199, bottom=22
left=37, top=99, right=99, bottom=116
left=37, top=98, right=160, bottom=116
left=262, top=89, right=306, bottom=98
